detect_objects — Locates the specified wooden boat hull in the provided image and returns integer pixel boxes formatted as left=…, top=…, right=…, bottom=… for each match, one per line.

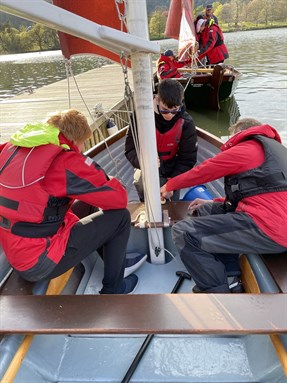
left=178, top=64, right=241, bottom=111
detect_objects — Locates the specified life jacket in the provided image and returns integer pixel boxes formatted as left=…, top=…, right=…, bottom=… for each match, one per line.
left=199, top=24, right=229, bottom=64
left=0, top=143, right=72, bottom=238
left=156, top=118, right=184, bottom=161
left=156, top=55, right=181, bottom=79
left=225, top=135, right=287, bottom=208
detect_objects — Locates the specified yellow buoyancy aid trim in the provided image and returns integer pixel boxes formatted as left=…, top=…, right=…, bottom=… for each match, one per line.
left=10, top=123, right=70, bottom=150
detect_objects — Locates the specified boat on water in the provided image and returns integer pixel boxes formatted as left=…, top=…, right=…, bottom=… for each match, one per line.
left=0, top=1, right=286, bottom=383
left=155, top=0, right=241, bottom=111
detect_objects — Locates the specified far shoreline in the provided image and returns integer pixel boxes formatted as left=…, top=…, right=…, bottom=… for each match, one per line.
left=151, top=24, right=287, bottom=40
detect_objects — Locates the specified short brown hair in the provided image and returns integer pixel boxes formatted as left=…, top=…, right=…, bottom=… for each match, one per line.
left=47, top=109, right=92, bottom=144
left=228, top=118, right=262, bottom=135
left=158, top=79, right=184, bottom=108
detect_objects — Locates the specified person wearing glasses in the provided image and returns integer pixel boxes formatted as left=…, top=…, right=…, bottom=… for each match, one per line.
left=125, top=79, right=197, bottom=201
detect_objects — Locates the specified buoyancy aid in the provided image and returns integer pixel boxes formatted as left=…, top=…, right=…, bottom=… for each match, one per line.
left=225, top=135, right=287, bottom=207
left=0, top=143, right=71, bottom=237
left=198, top=24, right=228, bottom=64
left=156, top=55, right=182, bottom=79
left=156, top=118, right=184, bottom=161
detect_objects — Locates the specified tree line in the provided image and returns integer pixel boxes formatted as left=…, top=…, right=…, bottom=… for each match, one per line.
left=149, top=0, right=287, bottom=38
left=0, top=0, right=286, bottom=54
left=0, top=23, right=59, bottom=54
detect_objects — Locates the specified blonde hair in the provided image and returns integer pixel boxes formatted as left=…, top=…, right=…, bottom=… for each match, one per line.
left=47, top=109, right=92, bottom=144
left=228, top=118, right=262, bottom=135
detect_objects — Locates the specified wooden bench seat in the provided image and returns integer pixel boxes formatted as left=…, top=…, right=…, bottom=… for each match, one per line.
left=0, top=293, right=286, bottom=335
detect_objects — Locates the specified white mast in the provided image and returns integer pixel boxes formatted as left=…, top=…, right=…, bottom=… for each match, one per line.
left=126, top=0, right=165, bottom=264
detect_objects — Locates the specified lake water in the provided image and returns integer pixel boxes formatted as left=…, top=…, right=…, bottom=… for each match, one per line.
left=0, top=28, right=286, bottom=145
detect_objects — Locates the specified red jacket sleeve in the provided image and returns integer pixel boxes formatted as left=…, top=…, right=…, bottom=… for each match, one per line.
left=43, top=151, right=128, bottom=210
left=166, top=140, right=265, bottom=192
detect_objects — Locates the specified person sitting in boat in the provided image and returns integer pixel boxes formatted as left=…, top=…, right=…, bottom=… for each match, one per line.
left=125, top=79, right=197, bottom=202
left=196, top=18, right=229, bottom=65
left=204, top=4, right=219, bottom=25
left=161, top=118, right=287, bottom=293
left=156, top=49, right=191, bottom=80
left=0, top=109, right=142, bottom=294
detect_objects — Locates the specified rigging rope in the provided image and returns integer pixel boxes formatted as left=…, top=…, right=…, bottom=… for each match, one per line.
left=63, top=58, right=130, bottom=186
left=115, top=0, right=128, bottom=32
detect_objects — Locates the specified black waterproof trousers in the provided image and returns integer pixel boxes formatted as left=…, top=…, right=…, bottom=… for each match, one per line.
left=172, top=202, right=286, bottom=292
left=19, top=201, right=131, bottom=294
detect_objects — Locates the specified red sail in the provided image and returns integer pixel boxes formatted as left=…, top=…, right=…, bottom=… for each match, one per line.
left=165, top=0, right=196, bottom=60
left=52, top=0, right=127, bottom=64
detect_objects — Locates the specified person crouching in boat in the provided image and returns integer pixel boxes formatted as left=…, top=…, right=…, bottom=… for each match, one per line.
left=125, top=79, right=197, bottom=202
left=0, top=109, right=139, bottom=294
left=161, top=118, right=287, bottom=293
left=156, top=49, right=191, bottom=80
left=196, top=18, right=229, bottom=65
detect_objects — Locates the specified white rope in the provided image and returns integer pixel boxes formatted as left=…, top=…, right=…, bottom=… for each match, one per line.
left=63, top=59, right=127, bottom=183
left=114, top=0, right=128, bottom=32
left=64, top=59, right=72, bottom=109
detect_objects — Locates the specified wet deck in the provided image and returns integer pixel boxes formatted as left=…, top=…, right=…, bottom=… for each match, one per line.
left=0, top=63, right=133, bottom=144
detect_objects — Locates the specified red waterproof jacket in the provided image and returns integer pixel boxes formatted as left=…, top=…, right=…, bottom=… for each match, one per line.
left=157, top=54, right=190, bottom=79
left=198, top=24, right=229, bottom=64
left=166, top=125, right=287, bottom=247
left=0, top=130, right=127, bottom=271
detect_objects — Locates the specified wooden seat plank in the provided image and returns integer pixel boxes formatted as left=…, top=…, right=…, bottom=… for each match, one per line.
left=261, top=252, right=287, bottom=293
left=0, top=294, right=286, bottom=335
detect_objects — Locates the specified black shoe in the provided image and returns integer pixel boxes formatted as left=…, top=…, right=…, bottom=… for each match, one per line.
left=192, top=285, right=202, bottom=293
left=117, top=274, right=139, bottom=294
left=228, top=276, right=244, bottom=293
left=193, top=277, right=244, bottom=294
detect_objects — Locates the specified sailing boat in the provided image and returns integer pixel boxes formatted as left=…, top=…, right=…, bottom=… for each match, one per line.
left=161, top=0, right=241, bottom=111
left=0, top=1, right=286, bottom=382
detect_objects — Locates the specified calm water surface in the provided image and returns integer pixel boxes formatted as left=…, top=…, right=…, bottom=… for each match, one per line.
left=0, top=28, right=286, bottom=144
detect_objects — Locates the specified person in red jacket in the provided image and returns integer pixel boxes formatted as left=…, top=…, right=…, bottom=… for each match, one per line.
left=196, top=18, right=229, bottom=65
left=157, top=50, right=191, bottom=80
left=161, top=118, right=287, bottom=293
left=0, top=109, right=139, bottom=294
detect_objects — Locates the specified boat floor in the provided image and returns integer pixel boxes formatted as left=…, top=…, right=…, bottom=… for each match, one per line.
left=1, top=254, right=286, bottom=383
